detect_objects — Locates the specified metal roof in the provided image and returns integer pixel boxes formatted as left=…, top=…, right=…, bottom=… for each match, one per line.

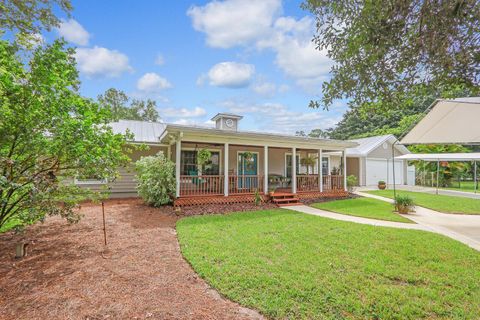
left=347, top=134, right=410, bottom=156
left=110, top=120, right=167, bottom=144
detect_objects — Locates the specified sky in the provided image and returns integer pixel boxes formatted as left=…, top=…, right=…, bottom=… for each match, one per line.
left=46, top=0, right=349, bottom=133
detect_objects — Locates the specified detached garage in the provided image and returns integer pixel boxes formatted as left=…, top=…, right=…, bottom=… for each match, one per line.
left=344, top=135, right=413, bottom=186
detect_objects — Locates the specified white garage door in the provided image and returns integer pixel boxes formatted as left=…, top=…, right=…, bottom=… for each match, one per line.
left=366, top=159, right=403, bottom=186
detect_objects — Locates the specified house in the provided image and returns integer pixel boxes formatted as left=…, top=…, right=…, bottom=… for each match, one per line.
left=325, top=134, right=413, bottom=186
left=75, top=113, right=357, bottom=205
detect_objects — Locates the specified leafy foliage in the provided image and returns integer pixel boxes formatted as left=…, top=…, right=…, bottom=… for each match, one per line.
left=98, top=88, right=160, bottom=122
left=0, top=0, right=72, bottom=40
left=135, top=152, right=176, bottom=206
left=0, top=39, right=131, bottom=230
left=346, top=175, right=358, bottom=191
left=303, top=0, right=480, bottom=109
left=394, top=194, right=415, bottom=213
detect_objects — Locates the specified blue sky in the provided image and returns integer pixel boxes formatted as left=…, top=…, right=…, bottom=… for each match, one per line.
left=46, top=0, right=348, bottom=133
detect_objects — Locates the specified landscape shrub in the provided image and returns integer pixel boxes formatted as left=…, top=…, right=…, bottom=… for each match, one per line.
left=136, top=152, right=176, bottom=206
left=346, top=175, right=358, bottom=191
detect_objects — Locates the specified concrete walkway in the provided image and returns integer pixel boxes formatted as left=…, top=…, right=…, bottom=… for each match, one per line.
left=358, top=185, right=480, bottom=200
left=357, top=191, right=480, bottom=251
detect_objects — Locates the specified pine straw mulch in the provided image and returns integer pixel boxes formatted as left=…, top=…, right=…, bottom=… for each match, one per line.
left=0, top=198, right=265, bottom=320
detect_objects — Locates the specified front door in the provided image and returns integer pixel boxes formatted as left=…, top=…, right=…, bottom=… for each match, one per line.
left=238, top=153, right=258, bottom=189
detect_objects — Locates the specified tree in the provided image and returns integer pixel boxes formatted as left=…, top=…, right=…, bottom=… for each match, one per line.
left=303, top=0, right=480, bottom=109
left=0, top=0, right=72, bottom=42
left=98, top=88, right=160, bottom=122
left=0, top=40, right=132, bottom=230
left=328, top=83, right=477, bottom=139
left=296, top=128, right=330, bottom=138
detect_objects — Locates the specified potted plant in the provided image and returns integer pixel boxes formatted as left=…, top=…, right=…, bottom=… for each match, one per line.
left=378, top=180, right=386, bottom=190
left=394, top=194, right=415, bottom=214
left=300, top=155, right=317, bottom=175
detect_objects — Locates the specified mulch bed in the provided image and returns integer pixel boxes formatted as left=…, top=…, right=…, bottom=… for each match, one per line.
left=299, top=193, right=356, bottom=205
left=0, top=199, right=264, bottom=320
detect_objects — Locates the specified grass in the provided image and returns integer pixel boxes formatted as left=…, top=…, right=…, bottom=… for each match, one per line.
left=367, top=190, right=480, bottom=214
left=311, top=197, right=413, bottom=223
left=177, top=209, right=480, bottom=319
left=443, top=181, right=478, bottom=193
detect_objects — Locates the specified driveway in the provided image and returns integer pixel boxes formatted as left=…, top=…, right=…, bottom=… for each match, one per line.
left=357, top=191, right=480, bottom=251
left=0, top=199, right=263, bottom=320
left=360, top=184, right=480, bottom=200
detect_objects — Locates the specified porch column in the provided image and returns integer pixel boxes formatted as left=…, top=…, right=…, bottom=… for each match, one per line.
left=264, top=145, right=269, bottom=194
left=318, top=149, right=323, bottom=192
left=292, top=147, right=297, bottom=194
left=224, top=143, right=229, bottom=197
left=343, top=150, right=347, bottom=191
left=175, top=139, right=181, bottom=198
left=167, top=145, right=171, bottom=160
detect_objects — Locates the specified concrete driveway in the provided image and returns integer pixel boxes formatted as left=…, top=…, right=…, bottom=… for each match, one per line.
left=357, top=191, right=480, bottom=251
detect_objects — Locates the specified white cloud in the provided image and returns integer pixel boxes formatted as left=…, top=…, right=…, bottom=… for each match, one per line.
left=221, top=100, right=340, bottom=133
left=57, top=19, right=90, bottom=46
left=137, top=72, right=172, bottom=93
left=75, top=46, right=133, bottom=78
left=172, top=118, right=214, bottom=127
left=188, top=2, right=333, bottom=94
left=161, top=107, right=206, bottom=118
left=252, top=81, right=277, bottom=97
left=155, top=54, right=165, bottom=66
left=202, top=62, right=255, bottom=88
left=187, top=0, right=281, bottom=48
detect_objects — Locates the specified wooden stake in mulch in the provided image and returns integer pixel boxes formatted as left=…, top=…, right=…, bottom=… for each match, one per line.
left=102, top=201, right=107, bottom=246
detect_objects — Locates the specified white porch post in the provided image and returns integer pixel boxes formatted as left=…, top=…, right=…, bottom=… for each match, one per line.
left=224, top=143, right=229, bottom=197
left=264, top=145, right=268, bottom=194
left=292, top=147, right=297, bottom=194
left=343, top=150, right=347, bottom=191
left=319, top=149, right=323, bottom=192
left=175, top=139, right=181, bottom=198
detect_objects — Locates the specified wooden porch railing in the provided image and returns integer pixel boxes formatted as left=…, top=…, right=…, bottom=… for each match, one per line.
left=322, top=175, right=344, bottom=191
left=297, top=175, right=319, bottom=191
left=179, top=175, right=224, bottom=197
left=228, top=175, right=264, bottom=194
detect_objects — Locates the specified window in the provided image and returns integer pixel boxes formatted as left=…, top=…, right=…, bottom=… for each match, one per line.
left=322, top=157, right=329, bottom=176
left=285, top=154, right=300, bottom=178
left=181, top=150, right=220, bottom=175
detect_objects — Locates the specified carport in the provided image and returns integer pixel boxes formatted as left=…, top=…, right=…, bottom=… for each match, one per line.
left=392, top=97, right=480, bottom=198
left=395, top=153, right=480, bottom=194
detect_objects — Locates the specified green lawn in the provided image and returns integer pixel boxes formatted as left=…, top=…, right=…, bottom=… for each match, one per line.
left=367, top=190, right=480, bottom=214
left=311, top=197, right=413, bottom=223
left=177, top=210, right=480, bottom=319
left=444, top=181, right=478, bottom=193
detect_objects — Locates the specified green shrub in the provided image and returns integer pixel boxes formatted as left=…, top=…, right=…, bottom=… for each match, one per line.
left=346, top=175, right=358, bottom=191
left=135, top=152, right=176, bottom=206
left=394, top=194, right=415, bottom=214
left=378, top=180, right=386, bottom=185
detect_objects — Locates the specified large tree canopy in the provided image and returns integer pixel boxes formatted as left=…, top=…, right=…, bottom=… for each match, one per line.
left=0, top=40, right=131, bottom=230
left=98, top=88, right=160, bottom=122
left=303, top=0, right=480, bottom=109
left=0, top=0, right=72, bottom=40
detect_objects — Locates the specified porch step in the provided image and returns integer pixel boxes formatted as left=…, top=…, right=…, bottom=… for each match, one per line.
left=271, top=192, right=300, bottom=206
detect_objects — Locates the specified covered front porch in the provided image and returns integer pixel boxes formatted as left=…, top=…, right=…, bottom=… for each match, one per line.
left=170, top=141, right=347, bottom=205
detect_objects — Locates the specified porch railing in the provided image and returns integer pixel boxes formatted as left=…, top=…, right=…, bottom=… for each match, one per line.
left=179, top=174, right=344, bottom=197
left=297, top=175, right=319, bottom=192
left=295, top=175, right=344, bottom=192
left=179, top=175, right=224, bottom=197
left=228, top=175, right=264, bottom=194
left=322, top=175, right=344, bottom=191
